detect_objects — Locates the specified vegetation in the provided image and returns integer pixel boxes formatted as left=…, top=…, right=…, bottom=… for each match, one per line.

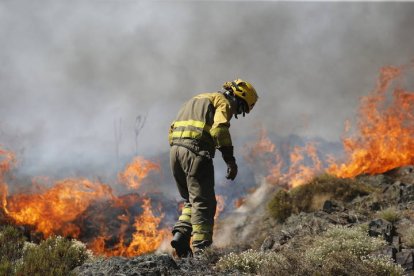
left=0, top=226, right=25, bottom=275
left=0, top=225, right=91, bottom=276
left=267, top=189, right=292, bottom=222
left=305, top=225, right=386, bottom=262
left=401, top=225, right=414, bottom=248
left=267, top=174, right=372, bottom=222
left=377, top=206, right=401, bottom=223
left=217, top=225, right=403, bottom=276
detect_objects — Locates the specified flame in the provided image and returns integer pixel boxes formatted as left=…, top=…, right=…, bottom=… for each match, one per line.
left=119, top=156, right=160, bottom=190
left=5, top=178, right=114, bottom=237
left=0, top=153, right=168, bottom=257
left=329, top=65, right=414, bottom=178
left=285, top=143, right=322, bottom=187
left=89, top=198, right=169, bottom=257
left=244, top=132, right=323, bottom=188
left=0, top=147, right=15, bottom=211
left=247, top=64, right=414, bottom=184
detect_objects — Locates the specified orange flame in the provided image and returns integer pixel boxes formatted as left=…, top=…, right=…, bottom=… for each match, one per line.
left=329, top=65, right=414, bottom=178
left=89, top=198, right=169, bottom=257
left=118, top=157, right=160, bottom=190
left=5, top=178, right=114, bottom=237
left=1, top=153, right=168, bottom=257
left=0, top=147, right=15, bottom=211
left=245, top=132, right=323, bottom=188
left=285, top=143, right=322, bottom=187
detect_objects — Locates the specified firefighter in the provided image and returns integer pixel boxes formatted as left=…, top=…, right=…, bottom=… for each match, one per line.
left=169, top=79, right=258, bottom=257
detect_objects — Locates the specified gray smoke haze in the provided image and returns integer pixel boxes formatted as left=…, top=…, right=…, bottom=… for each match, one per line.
left=1, top=1, right=413, bottom=179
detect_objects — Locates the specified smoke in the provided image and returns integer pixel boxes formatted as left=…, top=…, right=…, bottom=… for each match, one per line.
left=0, top=1, right=413, bottom=179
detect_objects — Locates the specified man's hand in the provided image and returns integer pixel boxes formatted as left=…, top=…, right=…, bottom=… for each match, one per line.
left=219, top=146, right=238, bottom=180
left=226, top=160, right=238, bottom=180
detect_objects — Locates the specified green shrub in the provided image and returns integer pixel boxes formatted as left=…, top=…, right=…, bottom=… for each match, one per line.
left=216, top=249, right=294, bottom=274
left=0, top=225, right=25, bottom=261
left=0, top=225, right=25, bottom=275
left=362, top=255, right=404, bottom=276
left=314, top=251, right=403, bottom=276
left=16, top=236, right=90, bottom=276
left=257, top=250, right=312, bottom=276
left=377, top=206, right=401, bottom=223
left=267, top=189, right=292, bottom=222
left=290, top=174, right=372, bottom=213
left=305, top=225, right=386, bottom=264
left=401, top=225, right=414, bottom=248
left=0, top=259, right=14, bottom=276
left=318, top=251, right=376, bottom=275
left=267, top=174, right=372, bottom=221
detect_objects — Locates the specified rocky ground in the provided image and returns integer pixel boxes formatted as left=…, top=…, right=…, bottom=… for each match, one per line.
left=73, top=167, right=414, bottom=275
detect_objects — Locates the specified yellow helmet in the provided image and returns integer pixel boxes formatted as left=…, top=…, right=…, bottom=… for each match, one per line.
left=228, top=78, right=258, bottom=113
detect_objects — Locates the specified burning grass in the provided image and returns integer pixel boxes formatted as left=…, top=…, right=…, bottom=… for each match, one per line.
left=0, top=146, right=169, bottom=258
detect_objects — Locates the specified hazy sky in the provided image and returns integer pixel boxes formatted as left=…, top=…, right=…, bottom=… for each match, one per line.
left=1, top=1, right=413, bottom=177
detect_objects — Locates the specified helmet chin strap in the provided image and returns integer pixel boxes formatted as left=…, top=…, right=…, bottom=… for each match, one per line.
left=222, top=90, right=246, bottom=119
left=235, top=97, right=246, bottom=119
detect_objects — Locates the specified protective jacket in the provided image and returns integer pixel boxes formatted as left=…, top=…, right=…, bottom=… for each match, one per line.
left=169, top=92, right=234, bottom=250
left=169, top=92, right=233, bottom=158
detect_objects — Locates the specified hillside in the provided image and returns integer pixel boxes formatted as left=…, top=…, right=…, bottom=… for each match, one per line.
left=31, top=167, right=414, bottom=275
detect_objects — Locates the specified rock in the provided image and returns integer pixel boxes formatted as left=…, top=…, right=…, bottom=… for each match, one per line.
left=384, top=166, right=414, bottom=177
left=382, top=181, right=414, bottom=204
left=392, top=236, right=402, bottom=252
left=260, top=232, right=291, bottom=252
left=322, top=200, right=344, bottom=214
left=400, top=183, right=414, bottom=203
left=260, top=236, right=275, bottom=251
left=369, top=201, right=382, bottom=211
left=396, top=250, right=414, bottom=272
left=368, top=219, right=394, bottom=242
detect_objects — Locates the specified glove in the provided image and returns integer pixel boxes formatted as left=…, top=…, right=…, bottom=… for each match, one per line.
left=219, top=146, right=238, bottom=180
left=226, top=160, right=238, bottom=180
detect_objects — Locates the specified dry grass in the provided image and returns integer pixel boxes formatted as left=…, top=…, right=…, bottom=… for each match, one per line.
left=377, top=206, right=401, bottom=223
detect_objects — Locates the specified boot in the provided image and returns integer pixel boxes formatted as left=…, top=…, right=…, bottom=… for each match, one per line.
left=171, top=232, right=193, bottom=258
left=192, top=240, right=211, bottom=256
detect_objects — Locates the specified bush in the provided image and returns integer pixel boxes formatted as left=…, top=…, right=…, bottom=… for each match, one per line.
left=0, top=226, right=91, bottom=276
left=267, top=189, right=292, bottom=222
left=401, top=225, right=414, bottom=248
left=216, top=249, right=300, bottom=275
left=267, top=174, right=372, bottom=221
left=0, top=225, right=25, bottom=275
left=315, top=251, right=403, bottom=276
left=216, top=229, right=403, bottom=276
left=362, top=255, right=404, bottom=276
left=377, top=206, right=401, bottom=223
left=0, top=225, right=25, bottom=261
left=290, top=174, right=372, bottom=213
left=318, top=251, right=375, bottom=275
left=305, top=225, right=386, bottom=264
left=16, top=236, right=90, bottom=276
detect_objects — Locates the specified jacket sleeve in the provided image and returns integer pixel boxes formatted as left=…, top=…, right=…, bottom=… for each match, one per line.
left=209, top=94, right=233, bottom=148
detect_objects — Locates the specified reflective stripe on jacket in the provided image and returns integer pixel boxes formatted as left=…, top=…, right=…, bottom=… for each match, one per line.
left=169, top=92, right=233, bottom=157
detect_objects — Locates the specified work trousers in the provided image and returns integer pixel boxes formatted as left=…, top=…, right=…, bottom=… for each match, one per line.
left=170, top=145, right=216, bottom=248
